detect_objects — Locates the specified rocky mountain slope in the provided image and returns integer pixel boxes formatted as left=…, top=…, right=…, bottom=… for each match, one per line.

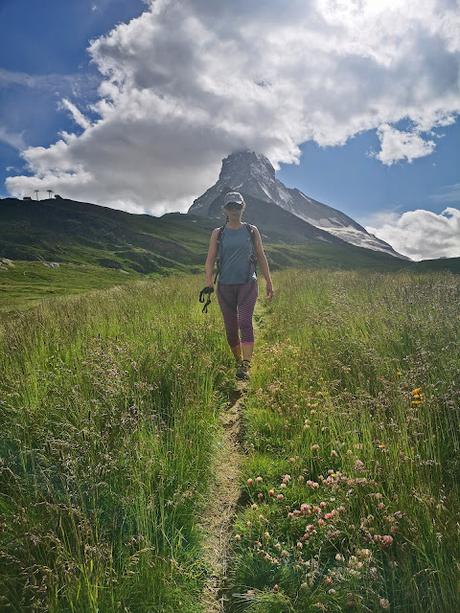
left=188, top=150, right=408, bottom=260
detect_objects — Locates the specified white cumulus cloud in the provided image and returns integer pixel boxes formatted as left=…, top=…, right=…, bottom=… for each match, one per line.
left=365, top=207, right=460, bottom=261
left=5, top=0, right=460, bottom=214
left=372, top=124, right=437, bottom=165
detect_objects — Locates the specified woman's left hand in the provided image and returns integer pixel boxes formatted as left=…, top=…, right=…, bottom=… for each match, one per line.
left=266, top=282, right=274, bottom=300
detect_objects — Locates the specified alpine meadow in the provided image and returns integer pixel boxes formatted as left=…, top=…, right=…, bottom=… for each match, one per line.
left=1, top=0, right=460, bottom=611
left=0, top=267, right=458, bottom=611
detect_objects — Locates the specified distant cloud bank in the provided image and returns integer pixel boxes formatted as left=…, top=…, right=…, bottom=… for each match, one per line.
left=5, top=0, right=460, bottom=217
left=365, top=207, right=460, bottom=261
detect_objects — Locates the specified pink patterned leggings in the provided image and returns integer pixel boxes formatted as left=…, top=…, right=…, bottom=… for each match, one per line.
left=216, top=280, right=258, bottom=348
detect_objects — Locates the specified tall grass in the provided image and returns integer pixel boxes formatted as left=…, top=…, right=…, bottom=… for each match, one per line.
left=2, top=268, right=459, bottom=612
left=228, top=269, right=460, bottom=612
left=0, top=275, right=232, bottom=612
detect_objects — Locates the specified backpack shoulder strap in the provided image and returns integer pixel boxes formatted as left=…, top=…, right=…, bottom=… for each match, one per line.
left=216, top=225, right=226, bottom=262
left=244, top=223, right=257, bottom=247
left=244, top=224, right=258, bottom=281
left=213, top=225, right=227, bottom=284
left=216, top=224, right=226, bottom=244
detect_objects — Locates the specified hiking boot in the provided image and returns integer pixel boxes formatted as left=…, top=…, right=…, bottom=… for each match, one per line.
left=236, top=358, right=251, bottom=381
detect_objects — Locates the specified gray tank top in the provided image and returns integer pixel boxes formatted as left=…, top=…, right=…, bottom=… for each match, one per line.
left=218, top=224, right=257, bottom=284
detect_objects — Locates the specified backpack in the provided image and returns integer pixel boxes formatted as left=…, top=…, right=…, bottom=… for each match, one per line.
left=213, top=222, right=258, bottom=284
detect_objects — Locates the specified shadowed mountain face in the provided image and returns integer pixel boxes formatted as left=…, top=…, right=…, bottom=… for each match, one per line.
left=0, top=195, right=351, bottom=274
left=0, top=197, right=216, bottom=274
left=188, top=149, right=409, bottom=260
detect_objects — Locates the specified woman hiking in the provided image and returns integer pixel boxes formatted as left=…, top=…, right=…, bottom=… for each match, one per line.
left=204, top=191, right=274, bottom=381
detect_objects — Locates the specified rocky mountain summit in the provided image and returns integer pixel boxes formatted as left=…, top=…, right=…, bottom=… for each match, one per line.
left=188, top=150, right=407, bottom=259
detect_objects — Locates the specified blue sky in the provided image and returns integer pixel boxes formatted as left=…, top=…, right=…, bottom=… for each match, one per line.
left=1, top=0, right=459, bottom=260
left=0, top=0, right=146, bottom=191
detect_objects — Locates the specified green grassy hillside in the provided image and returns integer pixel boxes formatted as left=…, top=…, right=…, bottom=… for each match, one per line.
left=0, top=260, right=143, bottom=315
left=0, top=197, right=210, bottom=274
left=1, top=196, right=459, bottom=314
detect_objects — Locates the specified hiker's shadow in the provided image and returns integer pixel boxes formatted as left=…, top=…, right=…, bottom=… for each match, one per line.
left=228, top=385, right=243, bottom=406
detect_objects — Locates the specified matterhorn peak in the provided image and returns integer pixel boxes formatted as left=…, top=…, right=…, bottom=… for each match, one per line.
left=187, top=149, right=407, bottom=259
left=219, top=149, right=276, bottom=184
left=187, top=148, right=285, bottom=218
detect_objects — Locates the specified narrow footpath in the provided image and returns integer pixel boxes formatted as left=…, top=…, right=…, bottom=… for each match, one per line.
left=200, top=300, right=266, bottom=613
left=200, top=381, right=246, bottom=612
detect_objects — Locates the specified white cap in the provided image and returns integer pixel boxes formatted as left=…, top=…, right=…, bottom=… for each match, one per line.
left=223, top=191, right=245, bottom=206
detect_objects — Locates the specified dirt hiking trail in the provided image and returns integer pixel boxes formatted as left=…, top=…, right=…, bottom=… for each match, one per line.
left=200, top=301, right=266, bottom=612
left=200, top=381, right=246, bottom=612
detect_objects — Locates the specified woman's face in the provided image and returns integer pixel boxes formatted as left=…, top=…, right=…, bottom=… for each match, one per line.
left=224, top=204, right=244, bottom=219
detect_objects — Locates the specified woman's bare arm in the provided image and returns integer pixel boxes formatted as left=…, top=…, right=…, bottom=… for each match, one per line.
left=252, top=226, right=273, bottom=293
left=204, top=228, right=219, bottom=286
